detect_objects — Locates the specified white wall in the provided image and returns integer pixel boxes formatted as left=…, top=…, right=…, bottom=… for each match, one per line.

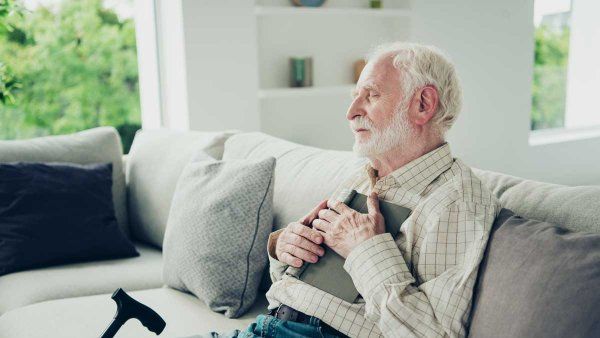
left=182, top=0, right=260, bottom=132
left=134, top=0, right=162, bottom=129
left=164, top=0, right=600, bottom=186
left=411, top=0, right=600, bottom=186
left=565, top=0, right=600, bottom=128
left=135, top=0, right=190, bottom=130
left=155, top=0, right=189, bottom=130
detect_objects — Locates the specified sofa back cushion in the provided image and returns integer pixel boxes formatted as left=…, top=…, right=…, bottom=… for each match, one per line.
left=468, top=208, right=600, bottom=337
left=473, top=169, right=600, bottom=233
left=223, top=132, right=366, bottom=231
left=126, top=129, right=236, bottom=248
left=224, top=132, right=600, bottom=235
left=0, top=127, right=129, bottom=236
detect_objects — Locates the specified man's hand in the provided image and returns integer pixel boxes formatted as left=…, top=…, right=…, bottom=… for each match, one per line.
left=311, top=192, right=385, bottom=259
left=275, top=200, right=328, bottom=268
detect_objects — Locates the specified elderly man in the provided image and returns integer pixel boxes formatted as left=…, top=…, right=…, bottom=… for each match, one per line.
left=191, top=42, right=500, bottom=338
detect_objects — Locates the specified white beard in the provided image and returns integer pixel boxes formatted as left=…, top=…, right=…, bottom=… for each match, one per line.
left=352, top=103, right=414, bottom=157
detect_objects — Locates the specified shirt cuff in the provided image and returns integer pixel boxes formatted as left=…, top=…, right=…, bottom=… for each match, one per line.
left=267, top=229, right=284, bottom=259
left=343, top=233, right=410, bottom=299
left=267, top=229, right=289, bottom=279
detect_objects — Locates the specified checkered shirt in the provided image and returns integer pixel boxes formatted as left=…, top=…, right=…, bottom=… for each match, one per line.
left=265, top=143, right=500, bottom=338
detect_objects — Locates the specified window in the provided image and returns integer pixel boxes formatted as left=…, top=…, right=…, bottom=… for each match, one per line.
left=0, top=0, right=140, bottom=152
left=531, top=0, right=571, bottom=130
left=532, top=0, right=600, bottom=133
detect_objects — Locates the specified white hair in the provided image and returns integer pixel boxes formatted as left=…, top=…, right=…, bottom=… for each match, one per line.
left=365, top=42, right=463, bottom=136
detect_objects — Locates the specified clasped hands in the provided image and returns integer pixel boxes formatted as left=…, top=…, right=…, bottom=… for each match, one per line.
left=275, top=192, right=385, bottom=267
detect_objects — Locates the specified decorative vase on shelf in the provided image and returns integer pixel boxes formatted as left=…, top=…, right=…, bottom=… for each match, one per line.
left=353, top=59, right=366, bottom=83
left=291, top=0, right=326, bottom=7
left=370, top=0, right=382, bottom=9
left=290, top=57, right=313, bottom=87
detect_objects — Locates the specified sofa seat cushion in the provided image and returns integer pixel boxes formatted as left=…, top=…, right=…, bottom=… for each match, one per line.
left=0, top=242, right=162, bottom=315
left=0, top=287, right=269, bottom=338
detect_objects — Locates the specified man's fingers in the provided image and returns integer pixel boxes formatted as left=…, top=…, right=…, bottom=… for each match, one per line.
left=286, top=232, right=324, bottom=257
left=279, top=251, right=303, bottom=268
left=282, top=244, right=319, bottom=266
left=299, top=200, right=329, bottom=226
left=327, top=199, right=352, bottom=215
left=317, top=208, right=339, bottom=222
left=367, top=191, right=381, bottom=217
left=311, top=219, right=331, bottom=233
left=291, top=222, right=323, bottom=244
left=315, top=230, right=332, bottom=247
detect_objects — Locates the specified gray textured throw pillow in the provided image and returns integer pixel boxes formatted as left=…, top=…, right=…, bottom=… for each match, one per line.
left=163, top=156, right=275, bottom=318
left=468, top=209, right=600, bottom=338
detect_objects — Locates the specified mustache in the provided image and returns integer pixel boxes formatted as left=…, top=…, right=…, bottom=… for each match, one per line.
left=350, top=117, right=374, bottom=130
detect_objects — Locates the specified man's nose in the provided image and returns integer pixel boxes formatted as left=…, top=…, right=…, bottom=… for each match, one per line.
left=346, top=98, right=365, bottom=121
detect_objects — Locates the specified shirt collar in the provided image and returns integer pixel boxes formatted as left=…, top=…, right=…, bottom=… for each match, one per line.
left=364, top=142, right=454, bottom=195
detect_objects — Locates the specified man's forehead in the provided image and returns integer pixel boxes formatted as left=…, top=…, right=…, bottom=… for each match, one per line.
left=355, top=72, right=397, bottom=93
left=356, top=79, right=381, bottom=91
left=357, top=57, right=399, bottom=89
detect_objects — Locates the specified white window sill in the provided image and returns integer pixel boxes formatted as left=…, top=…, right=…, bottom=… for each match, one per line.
left=529, top=126, right=600, bottom=146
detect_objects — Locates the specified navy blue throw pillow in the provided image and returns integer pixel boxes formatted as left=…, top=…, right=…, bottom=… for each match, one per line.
left=0, top=162, right=138, bottom=276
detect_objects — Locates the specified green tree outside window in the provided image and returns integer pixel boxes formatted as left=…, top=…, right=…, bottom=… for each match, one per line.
left=531, top=25, right=571, bottom=130
left=0, top=0, right=140, bottom=153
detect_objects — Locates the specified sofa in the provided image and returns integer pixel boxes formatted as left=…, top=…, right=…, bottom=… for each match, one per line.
left=0, top=127, right=598, bottom=338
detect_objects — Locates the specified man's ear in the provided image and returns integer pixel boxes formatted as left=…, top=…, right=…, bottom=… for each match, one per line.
left=413, top=85, right=439, bottom=126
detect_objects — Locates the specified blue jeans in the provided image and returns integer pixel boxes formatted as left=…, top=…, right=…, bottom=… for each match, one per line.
left=181, top=313, right=344, bottom=338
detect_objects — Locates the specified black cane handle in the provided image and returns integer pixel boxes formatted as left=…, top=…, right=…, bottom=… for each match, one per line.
left=100, top=288, right=166, bottom=338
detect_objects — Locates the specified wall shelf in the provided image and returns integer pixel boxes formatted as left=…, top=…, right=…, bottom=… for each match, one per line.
left=259, top=85, right=355, bottom=99
left=255, top=6, right=411, bottom=18
left=252, top=0, right=411, bottom=150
